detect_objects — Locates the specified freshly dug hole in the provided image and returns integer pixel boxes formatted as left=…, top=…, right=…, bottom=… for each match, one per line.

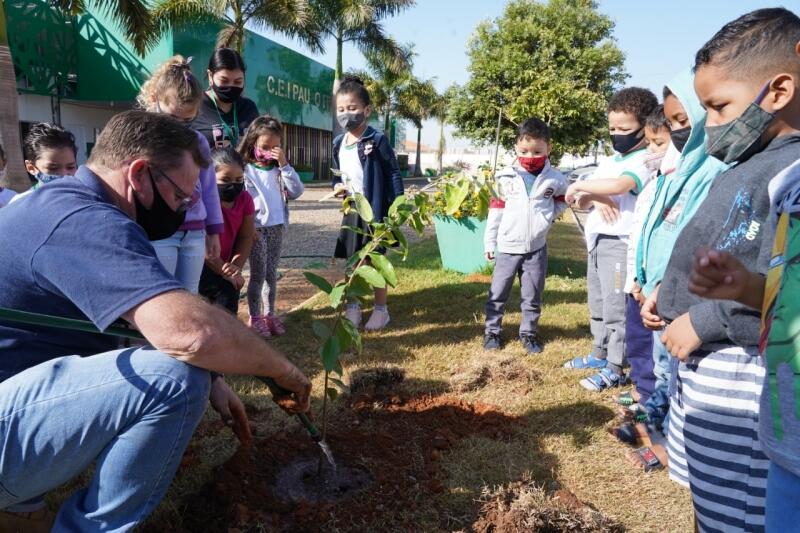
left=347, top=366, right=405, bottom=395
left=472, top=480, right=624, bottom=533
left=450, top=354, right=539, bottom=392
left=274, top=458, right=372, bottom=503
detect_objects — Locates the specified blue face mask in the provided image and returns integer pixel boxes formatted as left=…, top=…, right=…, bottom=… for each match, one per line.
left=33, top=169, right=65, bottom=184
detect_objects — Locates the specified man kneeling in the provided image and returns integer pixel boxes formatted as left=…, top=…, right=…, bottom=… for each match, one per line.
left=0, top=111, right=311, bottom=531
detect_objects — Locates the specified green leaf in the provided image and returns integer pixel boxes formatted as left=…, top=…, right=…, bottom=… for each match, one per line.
left=304, top=272, right=333, bottom=294
left=329, top=283, right=346, bottom=309
left=326, top=387, right=339, bottom=400
left=369, top=253, right=398, bottom=287
left=342, top=224, right=368, bottom=236
left=353, top=193, right=374, bottom=222
left=340, top=317, right=363, bottom=354
left=392, top=228, right=409, bottom=259
left=334, top=319, right=354, bottom=352
left=388, top=194, right=407, bottom=217
left=445, top=180, right=471, bottom=215
left=312, top=320, right=331, bottom=340
left=355, top=265, right=386, bottom=288
left=320, top=335, right=341, bottom=372
left=348, top=274, right=373, bottom=298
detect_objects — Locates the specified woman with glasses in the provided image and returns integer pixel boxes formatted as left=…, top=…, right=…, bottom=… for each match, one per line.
left=137, top=55, right=225, bottom=294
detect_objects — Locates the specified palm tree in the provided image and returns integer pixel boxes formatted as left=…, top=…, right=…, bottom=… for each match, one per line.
left=309, top=0, right=414, bottom=89
left=152, top=0, right=322, bottom=55
left=0, top=0, right=162, bottom=189
left=395, top=76, right=436, bottom=177
left=429, top=88, right=453, bottom=176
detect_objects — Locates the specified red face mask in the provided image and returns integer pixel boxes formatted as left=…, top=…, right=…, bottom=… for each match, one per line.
left=518, top=155, right=547, bottom=174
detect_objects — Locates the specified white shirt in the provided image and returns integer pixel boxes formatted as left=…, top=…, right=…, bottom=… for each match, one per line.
left=338, top=141, right=364, bottom=194
left=244, top=163, right=304, bottom=228
left=583, top=149, right=651, bottom=252
left=0, top=188, right=16, bottom=208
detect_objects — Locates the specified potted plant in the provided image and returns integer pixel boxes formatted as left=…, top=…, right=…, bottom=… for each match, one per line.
left=429, top=173, right=493, bottom=274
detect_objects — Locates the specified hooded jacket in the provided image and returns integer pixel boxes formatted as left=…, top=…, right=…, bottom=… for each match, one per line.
left=332, top=126, right=404, bottom=221
left=484, top=160, right=568, bottom=255
left=636, top=69, right=730, bottom=297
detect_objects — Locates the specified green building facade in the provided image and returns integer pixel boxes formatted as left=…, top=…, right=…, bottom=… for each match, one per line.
left=4, top=0, right=336, bottom=180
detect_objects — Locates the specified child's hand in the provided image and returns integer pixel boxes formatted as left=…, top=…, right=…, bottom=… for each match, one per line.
left=631, top=282, right=646, bottom=306
left=232, top=272, right=245, bottom=290
left=640, top=285, right=665, bottom=330
left=485, top=251, right=495, bottom=261
left=689, top=247, right=750, bottom=301
left=221, top=262, right=240, bottom=277
left=594, top=201, right=620, bottom=224
left=271, top=147, right=288, bottom=167
left=661, top=312, right=702, bottom=361
left=333, top=183, right=349, bottom=198
left=205, top=234, right=221, bottom=260
left=565, top=183, right=581, bottom=204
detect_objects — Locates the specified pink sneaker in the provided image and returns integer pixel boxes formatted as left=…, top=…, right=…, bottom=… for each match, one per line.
left=267, top=314, right=286, bottom=336
left=248, top=315, right=272, bottom=339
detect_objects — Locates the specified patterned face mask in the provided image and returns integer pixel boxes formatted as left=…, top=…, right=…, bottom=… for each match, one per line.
left=705, top=82, right=775, bottom=164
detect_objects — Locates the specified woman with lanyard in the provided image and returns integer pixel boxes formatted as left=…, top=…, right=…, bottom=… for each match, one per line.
left=192, top=48, right=260, bottom=149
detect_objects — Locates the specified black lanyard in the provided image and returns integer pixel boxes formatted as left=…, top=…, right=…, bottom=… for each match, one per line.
left=209, top=93, right=239, bottom=146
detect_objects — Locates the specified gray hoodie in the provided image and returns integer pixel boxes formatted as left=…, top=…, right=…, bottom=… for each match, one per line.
left=659, top=134, right=800, bottom=349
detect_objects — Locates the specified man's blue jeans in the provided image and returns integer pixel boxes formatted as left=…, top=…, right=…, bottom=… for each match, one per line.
left=0, top=346, right=210, bottom=531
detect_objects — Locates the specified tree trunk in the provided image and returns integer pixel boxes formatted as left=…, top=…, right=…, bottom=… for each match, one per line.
left=331, top=32, right=343, bottom=138
left=0, top=4, right=26, bottom=191
left=414, top=126, right=422, bottom=177
left=437, top=120, right=445, bottom=175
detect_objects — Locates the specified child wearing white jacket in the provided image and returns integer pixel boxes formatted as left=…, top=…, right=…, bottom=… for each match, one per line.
left=483, top=118, right=568, bottom=353
left=238, top=115, right=304, bottom=338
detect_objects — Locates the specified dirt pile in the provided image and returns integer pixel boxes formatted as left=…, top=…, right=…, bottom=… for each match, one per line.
left=169, top=393, right=524, bottom=532
left=449, top=354, right=539, bottom=393
left=471, top=480, right=624, bottom=533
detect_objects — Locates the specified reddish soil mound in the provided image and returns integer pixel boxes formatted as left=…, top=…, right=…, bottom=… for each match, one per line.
left=171, top=394, right=525, bottom=532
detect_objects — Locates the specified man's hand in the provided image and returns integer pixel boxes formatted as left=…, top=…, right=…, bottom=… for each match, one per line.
left=485, top=251, right=495, bottom=261
left=205, top=234, right=221, bottom=260
left=661, top=312, right=702, bottom=361
left=641, top=284, right=665, bottom=330
left=272, top=363, right=312, bottom=414
left=594, top=201, right=620, bottom=224
left=689, top=246, right=762, bottom=306
left=209, top=377, right=252, bottom=447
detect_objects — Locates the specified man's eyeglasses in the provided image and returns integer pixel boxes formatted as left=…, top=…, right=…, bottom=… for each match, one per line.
left=147, top=166, right=193, bottom=213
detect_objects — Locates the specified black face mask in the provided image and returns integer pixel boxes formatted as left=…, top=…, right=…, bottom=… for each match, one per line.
left=670, top=126, right=691, bottom=153
left=611, top=128, right=644, bottom=154
left=135, top=172, right=186, bottom=241
left=212, top=84, right=243, bottom=104
left=218, top=182, right=244, bottom=202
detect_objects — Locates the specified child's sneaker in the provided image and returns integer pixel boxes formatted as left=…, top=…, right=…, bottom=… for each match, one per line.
left=483, top=332, right=503, bottom=350
left=248, top=315, right=272, bottom=339
left=364, top=307, right=390, bottom=331
left=563, top=354, right=607, bottom=369
left=267, top=314, right=286, bottom=336
left=580, top=367, right=626, bottom=392
left=520, top=334, right=543, bottom=354
left=344, top=304, right=362, bottom=329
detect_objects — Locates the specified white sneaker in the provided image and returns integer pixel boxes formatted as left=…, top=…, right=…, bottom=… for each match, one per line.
left=344, top=304, right=362, bottom=328
left=364, top=308, right=390, bottom=331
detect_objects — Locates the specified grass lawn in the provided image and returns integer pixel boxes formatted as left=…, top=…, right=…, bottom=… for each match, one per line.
left=141, top=217, right=692, bottom=531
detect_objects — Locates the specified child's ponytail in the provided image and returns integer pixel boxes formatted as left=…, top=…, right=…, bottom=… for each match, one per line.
left=137, top=55, right=203, bottom=112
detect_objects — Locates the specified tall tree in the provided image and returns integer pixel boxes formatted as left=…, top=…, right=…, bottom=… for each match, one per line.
left=395, top=77, right=436, bottom=177
left=448, top=0, right=626, bottom=161
left=430, top=86, right=456, bottom=175
left=152, top=0, right=321, bottom=54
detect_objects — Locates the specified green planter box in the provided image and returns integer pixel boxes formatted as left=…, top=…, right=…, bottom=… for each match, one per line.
left=297, top=171, right=314, bottom=183
left=433, top=215, right=489, bottom=274
left=399, top=169, right=409, bottom=178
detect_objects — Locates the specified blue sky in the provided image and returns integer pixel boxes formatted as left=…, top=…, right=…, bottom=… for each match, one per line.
left=265, top=1, right=789, bottom=147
